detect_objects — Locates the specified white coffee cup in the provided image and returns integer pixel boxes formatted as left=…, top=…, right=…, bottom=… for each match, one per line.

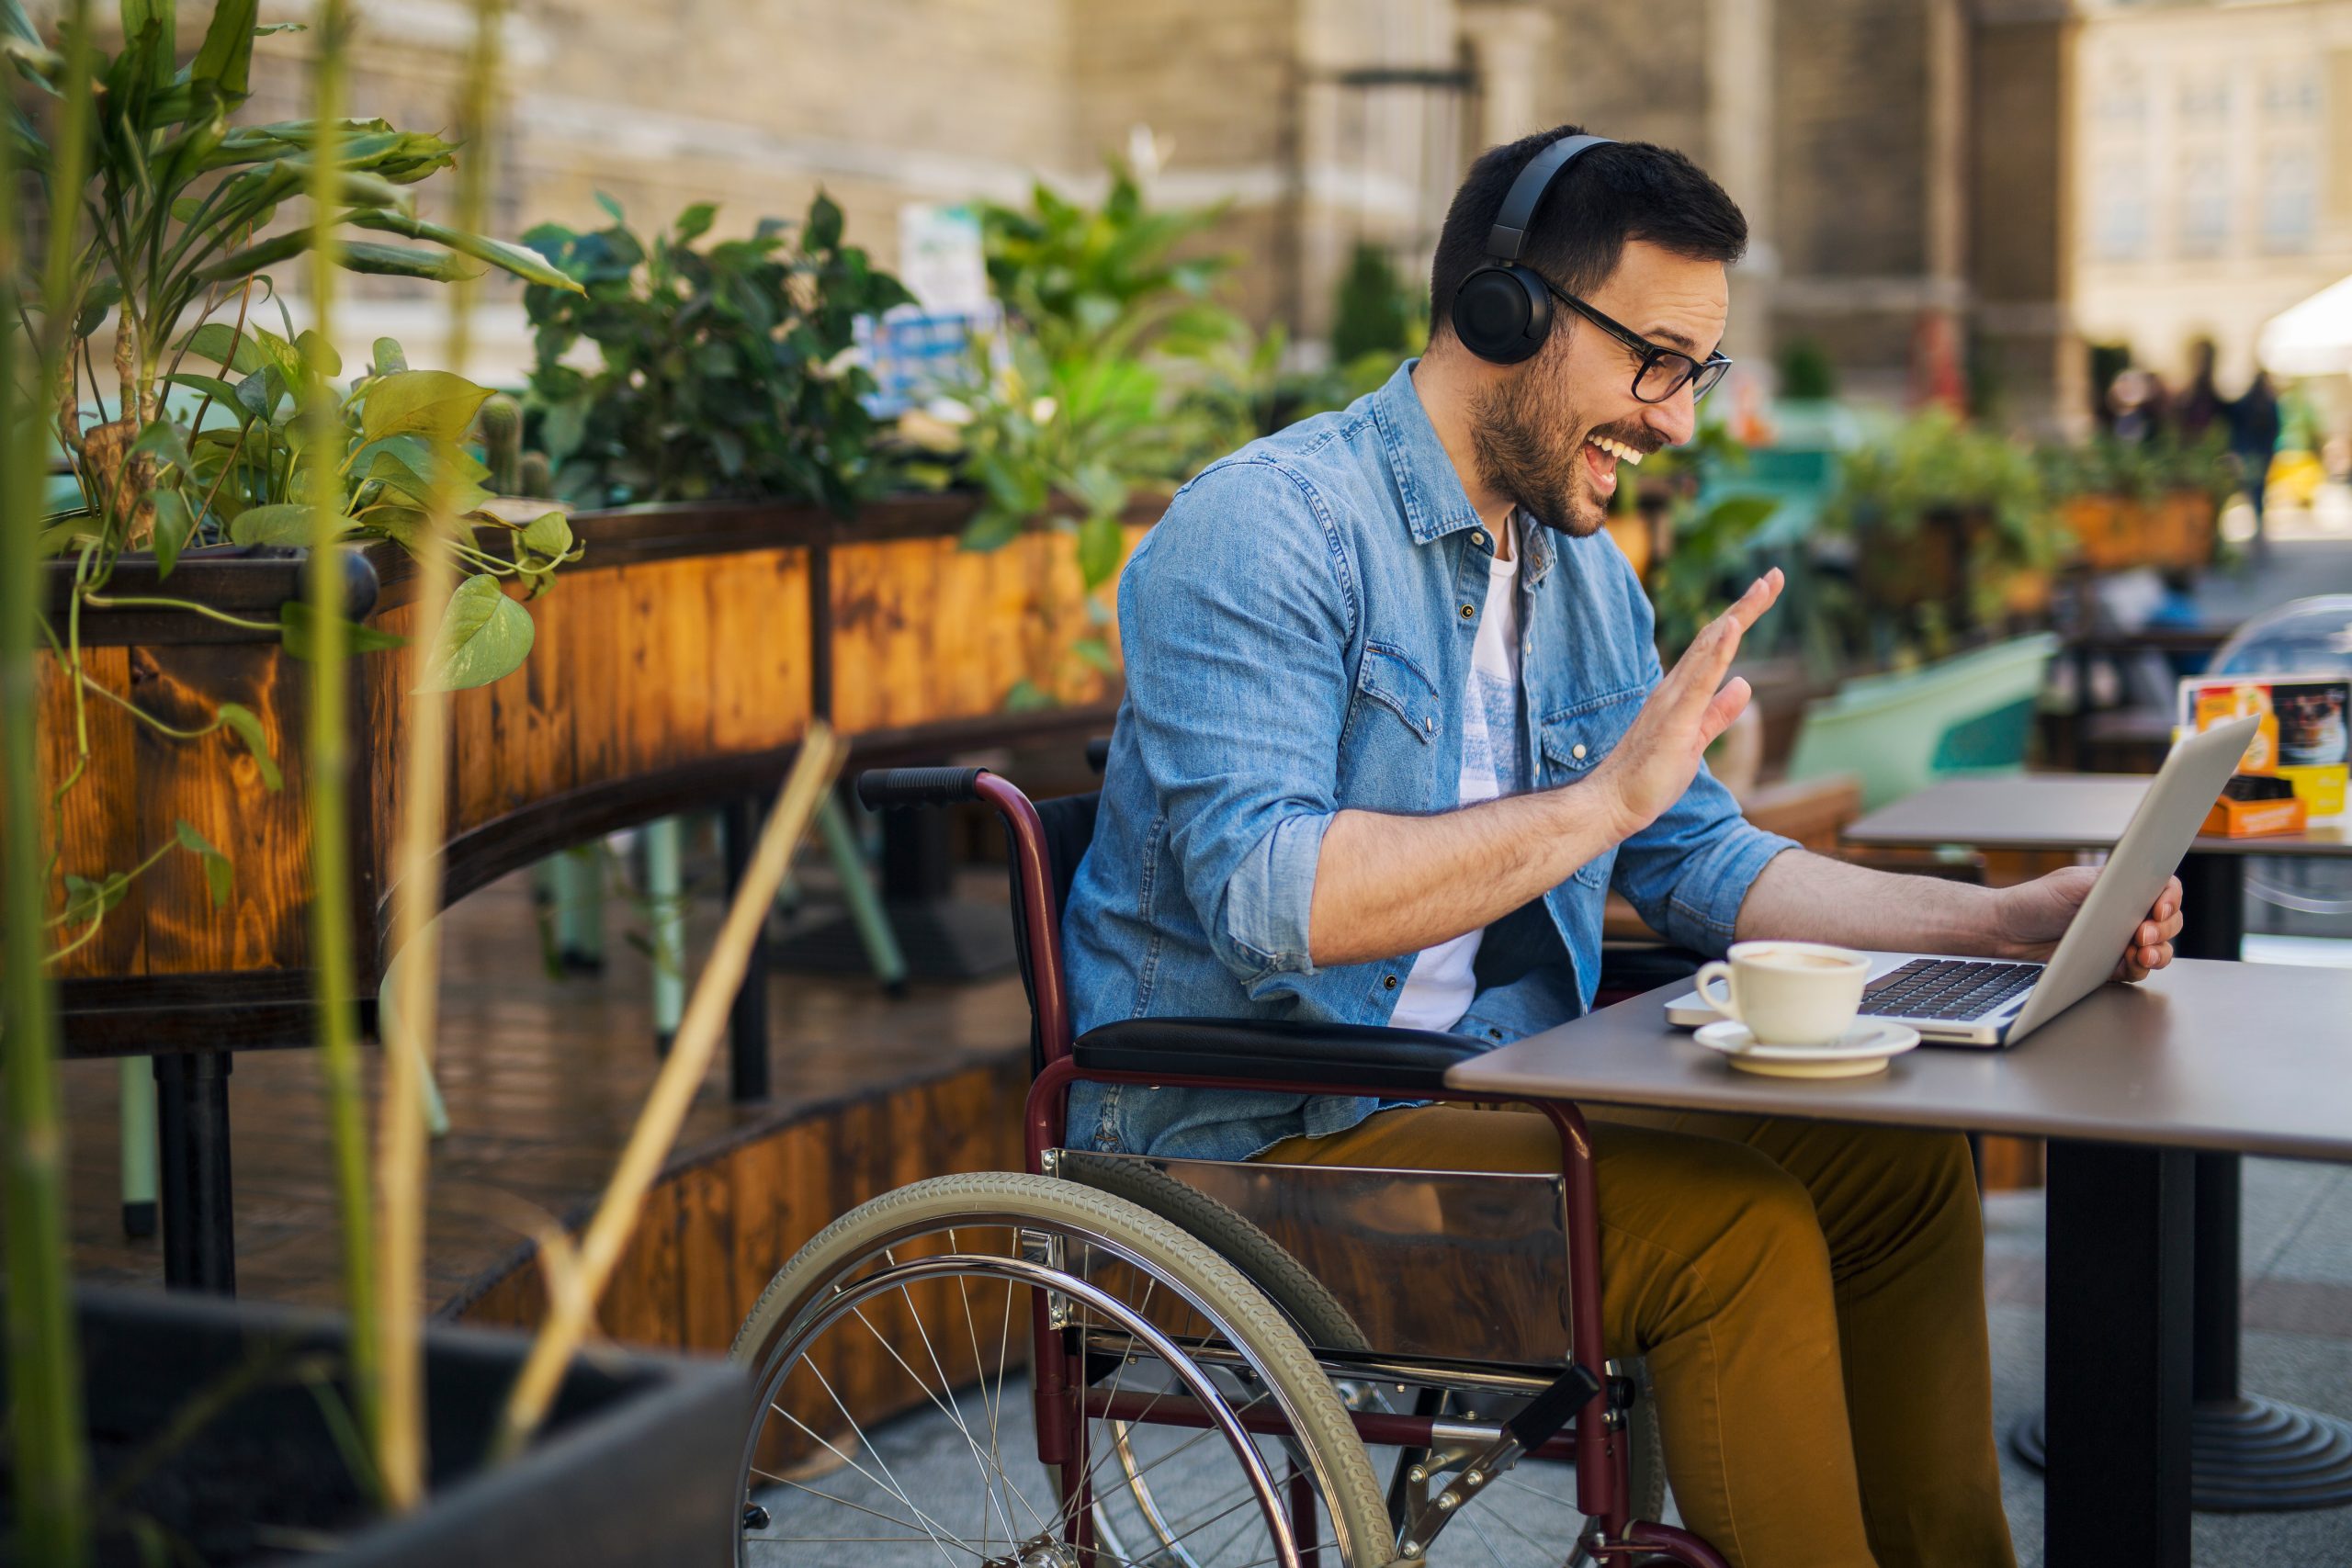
left=1693, top=942, right=1871, bottom=1046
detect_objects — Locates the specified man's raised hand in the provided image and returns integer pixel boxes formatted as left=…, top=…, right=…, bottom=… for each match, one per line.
left=1591, top=570, right=1784, bottom=837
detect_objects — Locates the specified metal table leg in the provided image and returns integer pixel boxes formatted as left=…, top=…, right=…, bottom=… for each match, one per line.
left=721, top=797, right=771, bottom=1102
left=2018, top=852, right=2352, bottom=1510
left=153, top=1053, right=235, bottom=1294
left=2042, top=1140, right=2193, bottom=1568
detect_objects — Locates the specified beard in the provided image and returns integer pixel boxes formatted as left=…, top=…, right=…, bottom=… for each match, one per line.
left=1465, top=364, right=1649, bottom=538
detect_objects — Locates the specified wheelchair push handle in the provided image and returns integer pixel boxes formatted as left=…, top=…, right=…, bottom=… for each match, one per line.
left=855, top=766, right=989, bottom=810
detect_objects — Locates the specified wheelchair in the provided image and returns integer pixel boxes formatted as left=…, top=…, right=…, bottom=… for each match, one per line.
left=727, top=762, right=1727, bottom=1568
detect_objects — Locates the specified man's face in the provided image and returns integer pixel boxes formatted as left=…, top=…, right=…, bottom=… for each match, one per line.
left=1467, top=240, right=1728, bottom=536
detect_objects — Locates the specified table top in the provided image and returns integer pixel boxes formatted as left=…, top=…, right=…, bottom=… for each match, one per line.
left=1446, top=958, right=2352, bottom=1163
left=1841, top=773, right=2352, bottom=857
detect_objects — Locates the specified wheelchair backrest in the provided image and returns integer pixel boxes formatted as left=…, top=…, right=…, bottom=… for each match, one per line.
left=1009, top=789, right=1100, bottom=1073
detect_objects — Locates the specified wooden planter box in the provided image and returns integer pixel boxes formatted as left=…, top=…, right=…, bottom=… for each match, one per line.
left=2061, top=490, right=2217, bottom=572
left=35, top=493, right=1152, bottom=1055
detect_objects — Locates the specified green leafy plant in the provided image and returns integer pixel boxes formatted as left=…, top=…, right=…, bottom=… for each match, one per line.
left=519, top=193, right=914, bottom=512
left=1820, top=410, right=2064, bottom=655
left=7, top=0, right=581, bottom=971
left=2041, top=427, right=2234, bottom=508
left=978, top=154, right=1234, bottom=360
left=1329, top=241, right=1423, bottom=366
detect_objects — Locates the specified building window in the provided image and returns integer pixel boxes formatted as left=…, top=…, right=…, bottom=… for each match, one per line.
left=2094, top=156, right=2150, bottom=261
left=2096, top=69, right=2148, bottom=127
left=2177, top=152, right=2230, bottom=257
left=2261, top=148, right=2316, bottom=253
left=2261, top=66, right=2320, bottom=122
left=2178, top=74, right=2233, bottom=126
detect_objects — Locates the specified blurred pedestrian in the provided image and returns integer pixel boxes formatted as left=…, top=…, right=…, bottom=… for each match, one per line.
left=2228, top=369, right=2282, bottom=546
left=2109, top=367, right=2172, bottom=445
left=2176, top=338, right=2223, bottom=442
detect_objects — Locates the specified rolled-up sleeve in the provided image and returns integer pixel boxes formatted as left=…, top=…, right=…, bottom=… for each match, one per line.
left=1604, top=561, right=1799, bottom=954
left=1118, top=459, right=1355, bottom=988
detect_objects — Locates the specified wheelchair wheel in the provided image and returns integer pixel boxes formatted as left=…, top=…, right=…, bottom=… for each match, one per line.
left=1061, top=1151, right=1671, bottom=1562
left=729, top=1172, right=1393, bottom=1566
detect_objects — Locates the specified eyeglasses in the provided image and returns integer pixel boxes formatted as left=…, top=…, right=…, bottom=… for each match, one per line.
left=1542, top=282, right=1733, bottom=405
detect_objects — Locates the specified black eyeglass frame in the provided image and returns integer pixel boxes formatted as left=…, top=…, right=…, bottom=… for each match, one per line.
left=1542, top=281, right=1733, bottom=404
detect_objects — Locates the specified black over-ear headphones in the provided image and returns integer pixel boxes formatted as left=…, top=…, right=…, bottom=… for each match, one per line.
left=1448, top=133, right=1616, bottom=365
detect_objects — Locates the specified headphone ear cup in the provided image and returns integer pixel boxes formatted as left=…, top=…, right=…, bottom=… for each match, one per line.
left=1450, top=265, right=1551, bottom=365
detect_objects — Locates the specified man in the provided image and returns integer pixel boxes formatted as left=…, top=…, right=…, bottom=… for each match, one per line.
left=1062, top=127, right=2183, bottom=1568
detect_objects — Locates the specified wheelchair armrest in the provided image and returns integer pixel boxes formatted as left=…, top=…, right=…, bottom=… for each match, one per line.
left=1071, top=1017, right=1487, bottom=1094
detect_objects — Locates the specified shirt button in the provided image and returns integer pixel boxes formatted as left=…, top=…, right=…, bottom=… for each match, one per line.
left=1471, top=531, right=1487, bottom=548
left=1572, top=743, right=1588, bottom=760
left=1460, top=604, right=1476, bottom=619
left=1422, top=716, right=1435, bottom=733
left=1383, top=975, right=1399, bottom=989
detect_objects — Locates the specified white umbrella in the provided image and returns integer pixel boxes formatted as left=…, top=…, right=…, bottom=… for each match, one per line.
left=2258, top=273, right=2352, bottom=378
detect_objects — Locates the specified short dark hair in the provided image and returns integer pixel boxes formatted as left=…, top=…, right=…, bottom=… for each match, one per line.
left=1428, top=126, right=1747, bottom=344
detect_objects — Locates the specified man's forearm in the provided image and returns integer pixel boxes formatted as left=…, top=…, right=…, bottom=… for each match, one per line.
left=1733, top=849, right=2028, bottom=957
left=1308, top=783, right=1628, bottom=966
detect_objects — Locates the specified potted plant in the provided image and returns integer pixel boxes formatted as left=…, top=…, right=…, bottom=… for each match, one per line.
left=3, top=6, right=752, bottom=1563
left=1818, top=409, right=2063, bottom=660
left=2043, top=430, right=2233, bottom=571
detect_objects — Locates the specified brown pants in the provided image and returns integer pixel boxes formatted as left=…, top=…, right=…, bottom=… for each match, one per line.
left=1260, top=1106, right=2017, bottom=1568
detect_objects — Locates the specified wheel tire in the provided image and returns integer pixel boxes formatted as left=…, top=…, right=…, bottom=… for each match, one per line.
left=731, top=1171, right=1396, bottom=1567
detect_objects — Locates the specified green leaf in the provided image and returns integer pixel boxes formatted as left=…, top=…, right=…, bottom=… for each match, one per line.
left=214, top=702, right=282, bottom=791
left=420, top=575, right=535, bottom=692
left=359, top=370, right=493, bottom=446
left=188, top=0, right=258, bottom=97
left=178, top=321, right=266, bottom=374
left=673, top=201, right=718, bottom=243
left=1002, top=679, right=1057, bottom=713
left=348, top=209, right=585, bottom=292
left=295, top=329, right=341, bottom=379
left=150, top=490, right=193, bottom=579
left=371, top=337, right=408, bottom=375
left=127, top=418, right=198, bottom=481
left=337, top=240, right=487, bottom=284
left=278, top=600, right=406, bottom=660
left=1071, top=637, right=1118, bottom=675
left=162, top=372, right=257, bottom=421
left=594, top=190, right=627, bottom=226
left=959, top=509, right=1023, bottom=553
left=229, top=503, right=357, bottom=547
left=519, top=510, right=573, bottom=559
left=1076, top=509, right=1125, bottom=590
left=806, top=192, right=843, bottom=253
left=173, top=820, right=234, bottom=908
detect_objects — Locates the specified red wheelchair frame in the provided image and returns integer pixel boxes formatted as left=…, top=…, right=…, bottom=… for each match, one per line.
left=863, top=763, right=1727, bottom=1567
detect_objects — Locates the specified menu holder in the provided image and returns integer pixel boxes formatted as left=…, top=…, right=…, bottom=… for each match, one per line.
left=2177, top=672, right=2349, bottom=825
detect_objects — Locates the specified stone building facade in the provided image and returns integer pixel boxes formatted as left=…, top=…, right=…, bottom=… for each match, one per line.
left=106, top=1, right=2310, bottom=431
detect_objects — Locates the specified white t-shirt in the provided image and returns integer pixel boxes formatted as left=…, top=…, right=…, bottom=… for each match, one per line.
left=1388, top=520, right=1532, bottom=1033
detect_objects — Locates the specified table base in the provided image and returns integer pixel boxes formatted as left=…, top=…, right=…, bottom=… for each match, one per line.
left=2012, top=1397, right=2352, bottom=1512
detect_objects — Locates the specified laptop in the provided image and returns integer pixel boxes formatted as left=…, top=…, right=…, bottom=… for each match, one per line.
left=1662, top=714, right=2261, bottom=1049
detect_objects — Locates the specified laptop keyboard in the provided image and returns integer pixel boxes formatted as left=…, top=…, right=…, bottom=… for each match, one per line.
left=1859, top=958, right=2041, bottom=1022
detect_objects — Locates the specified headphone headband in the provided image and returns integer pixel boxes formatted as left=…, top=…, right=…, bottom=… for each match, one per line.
left=1483, top=133, right=1615, bottom=263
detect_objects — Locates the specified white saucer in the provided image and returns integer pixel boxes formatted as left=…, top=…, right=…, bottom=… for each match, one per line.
left=1692, top=1019, right=1921, bottom=1078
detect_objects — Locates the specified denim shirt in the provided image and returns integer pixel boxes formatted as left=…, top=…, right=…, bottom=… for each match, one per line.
left=1061, top=360, right=1797, bottom=1161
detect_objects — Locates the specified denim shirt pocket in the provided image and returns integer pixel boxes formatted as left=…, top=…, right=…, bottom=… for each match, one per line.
left=1353, top=638, right=1443, bottom=744
left=1540, top=686, right=1644, bottom=887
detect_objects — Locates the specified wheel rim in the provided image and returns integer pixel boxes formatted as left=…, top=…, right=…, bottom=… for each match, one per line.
left=735, top=1219, right=1366, bottom=1567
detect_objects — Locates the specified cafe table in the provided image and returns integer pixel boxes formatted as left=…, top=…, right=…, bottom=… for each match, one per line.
left=1843, top=773, right=2352, bottom=1511
left=1446, top=958, right=2352, bottom=1568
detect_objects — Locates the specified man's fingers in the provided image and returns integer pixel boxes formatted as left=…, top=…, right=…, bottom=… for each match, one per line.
left=1697, top=676, right=1753, bottom=749
left=1718, top=568, right=1785, bottom=635
left=1660, top=571, right=1783, bottom=708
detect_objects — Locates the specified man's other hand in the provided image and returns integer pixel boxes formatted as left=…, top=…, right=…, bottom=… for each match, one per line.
left=1995, top=866, right=2185, bottom=982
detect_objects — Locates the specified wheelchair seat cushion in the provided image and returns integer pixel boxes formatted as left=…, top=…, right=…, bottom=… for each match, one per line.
left=1072, top=1016, right=1487, bottom=1094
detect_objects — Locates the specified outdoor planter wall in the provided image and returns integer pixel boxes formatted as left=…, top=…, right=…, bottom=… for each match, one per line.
left=1, top=1286, right=752, bottom=1567
left=2063, top=490, right=2219, bottom=571
left=36, top=490, right=1152, bottom=1056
